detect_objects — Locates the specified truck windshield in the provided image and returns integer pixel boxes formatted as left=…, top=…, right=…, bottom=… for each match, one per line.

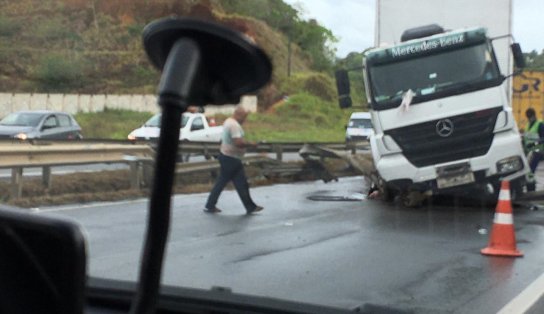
left=368, top=42, right=501, bottom=109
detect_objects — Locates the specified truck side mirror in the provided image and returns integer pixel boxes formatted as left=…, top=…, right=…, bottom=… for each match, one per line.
left=511, top=43, right=525, bottom=69
left=335, top=69, right=352, bottom=109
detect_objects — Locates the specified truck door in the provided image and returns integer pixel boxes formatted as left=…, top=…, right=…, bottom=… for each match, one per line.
left=188, top=116, right=206, bottom=141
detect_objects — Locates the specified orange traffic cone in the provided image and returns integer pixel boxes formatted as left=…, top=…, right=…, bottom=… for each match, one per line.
left=481, top=180, right=523, bottom=257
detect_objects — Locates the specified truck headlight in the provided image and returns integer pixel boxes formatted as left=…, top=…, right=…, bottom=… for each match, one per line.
left=128, top=134, right=136, bottom=141
left=496, top=156, right=523, bottom=174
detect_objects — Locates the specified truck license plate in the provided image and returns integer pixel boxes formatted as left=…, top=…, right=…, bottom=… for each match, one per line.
left=436, top=163, right=475, bottom=189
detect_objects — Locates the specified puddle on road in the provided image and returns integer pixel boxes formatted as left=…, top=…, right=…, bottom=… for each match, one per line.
left=307, top=193, right=367, bottom=202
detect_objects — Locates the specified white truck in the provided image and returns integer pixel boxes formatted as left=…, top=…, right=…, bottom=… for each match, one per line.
left=128, top=112, right=222, bottom=142
left=345, top=112, right=373, bottom=143
left=336, top=0, right=529, bottom=205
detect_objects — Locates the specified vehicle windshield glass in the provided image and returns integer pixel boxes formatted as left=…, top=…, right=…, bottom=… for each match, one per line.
left=145, top=114, right=189, bottom=128
left=0, top=113, right=43, bottom=127
left=5, top=1, right=543, bottom=313
left=348, top=118, right=372, bottom=128
left=369, top=42, right=500, bottom=107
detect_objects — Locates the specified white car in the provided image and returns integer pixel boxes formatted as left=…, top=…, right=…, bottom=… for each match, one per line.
left=345, top=112, right=372, bottom=142
left=128, top=112, right=223, bottom=142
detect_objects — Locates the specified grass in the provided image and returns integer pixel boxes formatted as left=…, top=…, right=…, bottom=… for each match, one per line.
left=244, top=93, right=352, bottom=142
left=73, top=93, right=356, bottom=142
left=75, top=108, right=154, bottom=139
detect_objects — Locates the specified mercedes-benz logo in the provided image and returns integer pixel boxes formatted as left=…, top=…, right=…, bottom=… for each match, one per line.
left=436, top=119, right=454, bottom=137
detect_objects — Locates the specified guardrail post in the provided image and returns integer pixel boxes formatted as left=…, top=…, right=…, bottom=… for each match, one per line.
left=273, top=144, right=283, bottom=161
left=42, top=166, right=52, bottom=189
left=203, top=143, right=211, bottom=160
left=11, top=167, right=23, bottom=199
left=348, top=143, right=356, bottom=154
left=129, top=161, right=141, bottom=189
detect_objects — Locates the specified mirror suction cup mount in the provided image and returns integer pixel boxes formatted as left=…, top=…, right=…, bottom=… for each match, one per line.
left=131, top=17, right=271, bottom=314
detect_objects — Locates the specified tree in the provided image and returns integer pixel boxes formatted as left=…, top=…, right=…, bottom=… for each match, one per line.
left=525, top=49, right=544, bottom=71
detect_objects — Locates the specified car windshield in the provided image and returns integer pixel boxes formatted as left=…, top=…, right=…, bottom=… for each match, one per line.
left=2, top=1, right=544, bottom=313
left=0, top=112, right=43, bottom=127
left=368, top=42, right=501, bottom=108
left=348, top=118, right=371, bottom=128
left=145, top=114, right=189, bottom=128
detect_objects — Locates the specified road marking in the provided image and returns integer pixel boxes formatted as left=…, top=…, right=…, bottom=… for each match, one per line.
left=36, top=199, right=148, bottom=212
left=498, top=272, right=544, bottom=314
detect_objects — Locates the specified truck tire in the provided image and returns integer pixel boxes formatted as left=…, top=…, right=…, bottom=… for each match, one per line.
left=377, top=179, right=396, bottom=202
left=510, top=178, right=524, bottom=202
left=399, top=190, right=424, bottom=208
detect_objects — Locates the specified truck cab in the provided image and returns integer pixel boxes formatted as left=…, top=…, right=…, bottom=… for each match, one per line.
left=336, top=24, right=529, bottom=202
left=359, top=25, right=528, bottom=202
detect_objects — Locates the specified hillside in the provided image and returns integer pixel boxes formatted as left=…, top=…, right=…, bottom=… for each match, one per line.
left=0, top=0, right=335, bottom=109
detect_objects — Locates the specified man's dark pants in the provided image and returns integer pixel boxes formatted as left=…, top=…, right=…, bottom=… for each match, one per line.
left=529, top=151, right=543, bottom=173
left=205, top=154, right=257, bottom=212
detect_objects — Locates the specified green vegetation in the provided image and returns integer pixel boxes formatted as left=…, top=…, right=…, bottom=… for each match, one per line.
left=73, top=94, right=354, bottom=142
left=0, top=15, right=22, bottom=36
left=217, top=0, right=337, bottom=73
left=75, top=108, right=153, bottom=139
left=280, top=72, right=337, bottom=101
left=525, top=50, right=544, bottom=71
left=245, top=93, right=351, bottom=142
left=34, top=53, right=89, bottom=92
left=1, top=0, right=369, bottom=140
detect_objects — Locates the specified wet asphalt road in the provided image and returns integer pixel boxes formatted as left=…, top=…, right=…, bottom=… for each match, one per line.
left=40, top=176, right=544, bottom=313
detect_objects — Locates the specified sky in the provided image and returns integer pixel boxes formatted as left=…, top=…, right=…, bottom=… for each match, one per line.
left=283, top=0, right=543, bottom=58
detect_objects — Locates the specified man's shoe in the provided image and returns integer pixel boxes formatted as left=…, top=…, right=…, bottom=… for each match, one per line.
left=247, top=205, right=264, bottom=214
left=203, top=207, right=222, bottom=213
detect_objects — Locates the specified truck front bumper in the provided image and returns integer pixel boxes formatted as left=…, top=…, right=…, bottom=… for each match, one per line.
left=375, top=130, right=529, bottom=192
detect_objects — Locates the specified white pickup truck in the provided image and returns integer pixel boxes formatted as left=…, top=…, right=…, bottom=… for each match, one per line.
left=127, top=112, right=223, bottom=142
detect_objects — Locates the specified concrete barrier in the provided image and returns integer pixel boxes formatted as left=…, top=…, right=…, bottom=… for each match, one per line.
left=0, top=93, right=257, bottom=118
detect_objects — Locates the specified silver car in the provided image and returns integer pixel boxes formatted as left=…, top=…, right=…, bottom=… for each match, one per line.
left=0, top=110, right=82, bottom=140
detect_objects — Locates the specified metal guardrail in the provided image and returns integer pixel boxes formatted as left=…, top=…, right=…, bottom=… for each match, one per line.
left=0, top=139, right=369, bottom=200
left=175, top=141, right=368, bottom=160
left=0, top=142, right=154, bottom=199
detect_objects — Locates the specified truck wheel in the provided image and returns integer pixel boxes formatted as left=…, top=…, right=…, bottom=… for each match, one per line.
left=486, top=179, right=524, bottom=206
left=400, top=190, right=424, bottom=208
left=526, top=181, right=536, bottom=192
left=380, top=185, right=396, bottom=202
left=510, top=179, right=524, bottom=201
left=377, top=179, right=396, bottom=202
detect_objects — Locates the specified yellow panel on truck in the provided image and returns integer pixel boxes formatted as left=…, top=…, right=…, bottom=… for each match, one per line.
left=513, top=71, right=544, bottom=130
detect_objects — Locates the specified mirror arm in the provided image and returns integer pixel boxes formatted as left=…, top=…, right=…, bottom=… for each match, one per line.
left=503, top=69, right=524, bottom=81
left=130, top=38, right=200, bottom=314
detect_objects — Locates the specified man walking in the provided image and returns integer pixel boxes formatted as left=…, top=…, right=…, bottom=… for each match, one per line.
left=204, top=106, right=263, bottom=214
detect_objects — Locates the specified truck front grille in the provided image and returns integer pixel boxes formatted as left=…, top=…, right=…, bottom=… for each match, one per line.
left=385, top=107, right=501, bottom=167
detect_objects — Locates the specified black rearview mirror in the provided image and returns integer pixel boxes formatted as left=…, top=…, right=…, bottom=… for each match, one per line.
left=511, top=43, right=525, bottom=69
left=0, top=206, right=86, bottom=314
left=335, top=69, right=352, bottom=108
